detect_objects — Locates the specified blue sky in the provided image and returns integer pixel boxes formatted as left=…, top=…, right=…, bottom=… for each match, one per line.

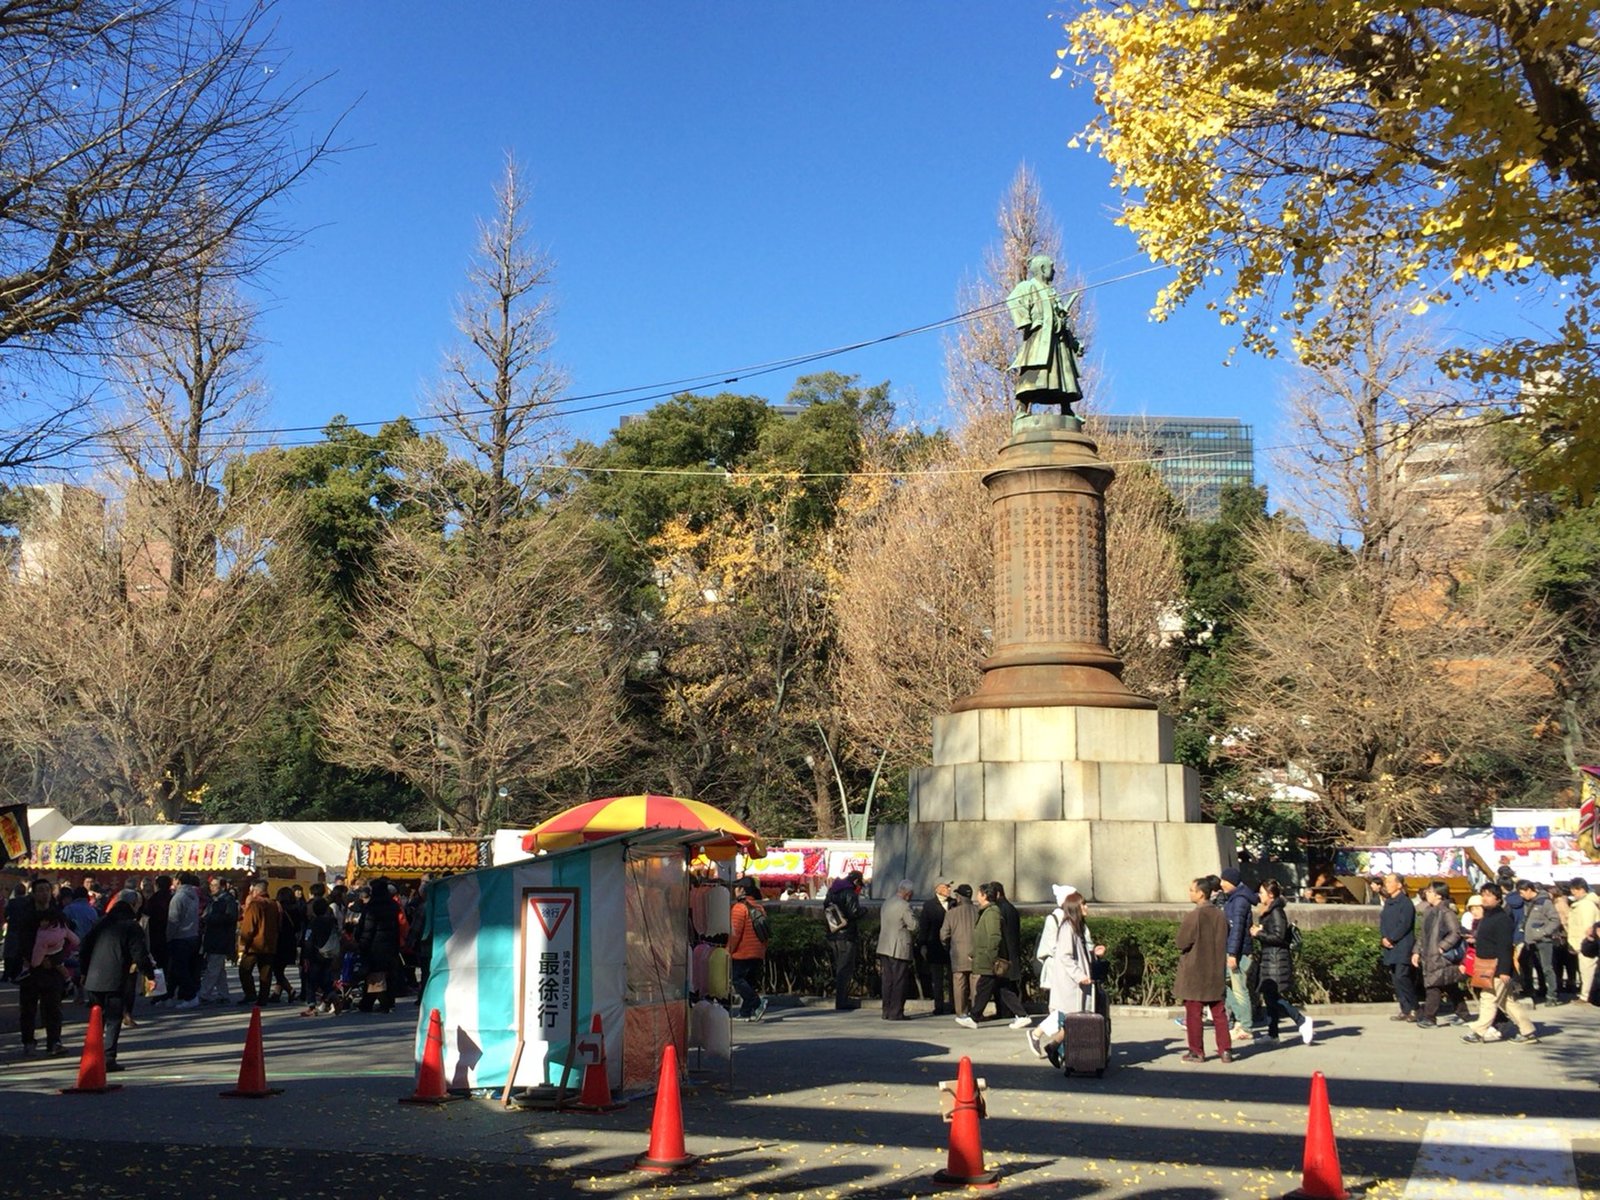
left=250, top=3, right=1296, bottom=465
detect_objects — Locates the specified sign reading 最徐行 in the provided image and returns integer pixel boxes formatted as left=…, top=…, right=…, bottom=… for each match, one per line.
left=516, top=887, right=581, bottom=1087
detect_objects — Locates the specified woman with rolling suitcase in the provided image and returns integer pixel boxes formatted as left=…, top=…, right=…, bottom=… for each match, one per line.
left=1026, top=890, right=1108, bottom=1073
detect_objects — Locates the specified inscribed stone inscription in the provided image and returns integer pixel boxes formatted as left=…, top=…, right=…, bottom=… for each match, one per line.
left=993, top=491, right=1107, bottom=646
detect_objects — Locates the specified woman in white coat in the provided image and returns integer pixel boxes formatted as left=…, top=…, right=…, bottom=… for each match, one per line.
left=1027, top=887, right=1104, bottom=1060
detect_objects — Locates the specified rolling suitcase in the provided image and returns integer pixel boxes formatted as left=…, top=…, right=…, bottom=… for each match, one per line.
left=1058, top=984, right=1111, bottom=1077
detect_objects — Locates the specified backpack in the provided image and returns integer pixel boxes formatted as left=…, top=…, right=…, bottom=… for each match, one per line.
left=318, top=925, right=342, bottom=961
left=823, top=900, right=847, bottom=934
left=1035, top=910, right=1062, bottom=972
left=1288, top=922, right=1303, bottom=953
left=741, top=899, right=770, bottom=944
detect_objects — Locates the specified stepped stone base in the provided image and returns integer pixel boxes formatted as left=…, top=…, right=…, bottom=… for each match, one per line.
left=874, top=819, right=1235, bottom=905
left=877, top=704, right=1234, bottom=904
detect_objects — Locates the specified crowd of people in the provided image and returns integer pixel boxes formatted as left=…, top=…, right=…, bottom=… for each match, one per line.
left=820, top=870, right=1113, bottom=1066
left=2, top=872, right=436, bottom=1070
left=1375, top=870, right=1600, bottom=1044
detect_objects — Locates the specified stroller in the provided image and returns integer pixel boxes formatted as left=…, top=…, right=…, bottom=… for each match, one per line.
left=327, top=947, right=366, bottom=1013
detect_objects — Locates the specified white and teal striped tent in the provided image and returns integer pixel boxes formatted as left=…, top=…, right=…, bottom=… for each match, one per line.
left=418, top=828, right=704, bottom=1094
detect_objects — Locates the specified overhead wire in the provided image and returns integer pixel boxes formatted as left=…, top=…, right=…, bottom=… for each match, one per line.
left=16, top=261, right=1172, bottom=467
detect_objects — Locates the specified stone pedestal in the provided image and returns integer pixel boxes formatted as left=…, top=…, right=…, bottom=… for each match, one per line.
left=873, top=414, right=1234, bottom=903
left=874, top=705, right=1235, bottom=902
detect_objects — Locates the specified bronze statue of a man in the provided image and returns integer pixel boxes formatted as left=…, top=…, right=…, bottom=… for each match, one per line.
left=1006, top=254, right=1083, bottom=415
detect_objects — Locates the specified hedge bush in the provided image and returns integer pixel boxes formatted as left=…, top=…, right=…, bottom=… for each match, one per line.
left=757, top=911, right=1391, bottom=1006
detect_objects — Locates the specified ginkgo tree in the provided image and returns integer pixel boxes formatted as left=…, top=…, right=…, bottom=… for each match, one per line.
left=1062, top=0, right=1600, bottom=488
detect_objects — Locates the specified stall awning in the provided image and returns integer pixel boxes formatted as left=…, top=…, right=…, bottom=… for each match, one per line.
left=19, top=838, right=260, bottom=873
left=347, top=836, right=493, bottom=881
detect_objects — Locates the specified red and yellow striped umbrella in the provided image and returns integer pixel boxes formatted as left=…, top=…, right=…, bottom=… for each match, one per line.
left=521, top=794, right=766, bottom=861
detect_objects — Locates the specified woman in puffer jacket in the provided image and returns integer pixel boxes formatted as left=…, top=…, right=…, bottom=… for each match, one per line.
left=1251, top=880, right=1315, bottom=1045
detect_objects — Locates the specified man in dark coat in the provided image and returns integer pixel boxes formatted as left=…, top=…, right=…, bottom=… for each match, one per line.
left=917, top=881, right=955, bottom=1016
left=79, top=890, right=157, bottom=1071
left=3, top=881, right=36, bottom=981
left=199, top=877, right=238, bottom=1004
left=1379, top=873, right=1419, bottom=1021
left=144, top=875, right=172, bottom=971
left=823, top=870, right=864, bottom=1011
left=1412, top=880, right=1468, bottom=1027
left=1219, top=867, right=1260, bottom=1040
left=357, top=879, right=401, bottom=1013
left=991, top=882, right=1029, bottom=1026
left=11, top=878, right=57, bottom=1052
left=1517, top=880, right=1559, bottom=1003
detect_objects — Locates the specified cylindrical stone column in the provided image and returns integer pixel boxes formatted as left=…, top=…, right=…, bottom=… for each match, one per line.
left=951, top=413, right=1154, bottom=712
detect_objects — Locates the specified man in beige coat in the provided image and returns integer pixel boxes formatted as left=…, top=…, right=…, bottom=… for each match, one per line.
left=1176, top=877, right=1234, bottom=1063
left=940, top=884, right=977, bottom=1021
left=1567, top=878, right=1600, bottom=1003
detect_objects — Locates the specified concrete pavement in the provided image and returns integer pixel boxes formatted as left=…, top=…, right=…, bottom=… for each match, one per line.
left=0, top=991, right=1596, bottom=1198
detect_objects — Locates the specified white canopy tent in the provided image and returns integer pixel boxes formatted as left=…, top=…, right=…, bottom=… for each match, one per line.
left=33, top=819, right=409, bottom=878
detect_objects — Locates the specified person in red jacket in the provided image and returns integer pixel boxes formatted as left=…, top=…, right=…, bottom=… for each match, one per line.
left=728, top=877, right=768, bottom=1022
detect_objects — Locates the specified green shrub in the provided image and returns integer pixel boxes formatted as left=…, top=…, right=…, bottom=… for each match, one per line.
left=755, top=908, right=1392, bottom=1006
left=759, top=911, right=883, bottom=998
left=1294, top=923, right=1388, bottom=1003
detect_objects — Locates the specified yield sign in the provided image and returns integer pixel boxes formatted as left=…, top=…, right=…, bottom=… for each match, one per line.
left=529, top=896, right=573, bottom=940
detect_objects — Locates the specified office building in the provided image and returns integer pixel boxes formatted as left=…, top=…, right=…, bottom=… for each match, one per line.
left=1096, top=415, right=1254, bottom=520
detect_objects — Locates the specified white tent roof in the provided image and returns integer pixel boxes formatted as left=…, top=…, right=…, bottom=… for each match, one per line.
left=25, top=808, right=74, bottom=841
left=51, top=820, right=410, bottom=872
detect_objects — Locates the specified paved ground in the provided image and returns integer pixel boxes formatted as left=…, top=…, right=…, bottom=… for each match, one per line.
left=0, top=991, right=1596, bottom=1199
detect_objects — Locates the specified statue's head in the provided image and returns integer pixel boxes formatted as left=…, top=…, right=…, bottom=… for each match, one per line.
left=1028, top=254, right=1055, bottom=282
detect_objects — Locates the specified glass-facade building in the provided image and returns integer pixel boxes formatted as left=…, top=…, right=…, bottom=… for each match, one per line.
left=1097, top=415, right=1254, bottom=521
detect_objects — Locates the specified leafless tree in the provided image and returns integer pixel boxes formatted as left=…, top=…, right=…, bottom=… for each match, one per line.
left=320, top=157, right=627, bottom=832
left=1233, top=522, right=1562, bottom=841
left=1232, top=277, right=1564, bottom=839
left=321, top=508, right=629, bottom=834
left=0, top=240, right=322, bottom=821
left=0, top=0, right=337, bottom=470
left=0, top=473, right=322, bottom=822
left=425, top=154, right=567, bottom=527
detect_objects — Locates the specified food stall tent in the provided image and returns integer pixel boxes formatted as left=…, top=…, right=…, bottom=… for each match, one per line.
left=421, top=827, right=738, bottom=1100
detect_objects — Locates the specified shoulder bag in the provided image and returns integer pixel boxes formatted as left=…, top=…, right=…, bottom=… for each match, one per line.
left=1468, top=954, right=1499, bottom=990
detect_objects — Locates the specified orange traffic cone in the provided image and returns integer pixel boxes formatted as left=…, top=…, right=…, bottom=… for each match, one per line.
left=1286, top=1071, right=1348, bottom=1200
left=400, top=1008, right=459, bottom=1105
left=60, top=1004, right=121, bottom=1095
left=933, top=1056, right=1000, bottom=1189
left=632, top=1042, right=698, bottom=1173
left=571, top=1012, right=623, bottom=1112
left=220, top=1006, right=282, bottom=1098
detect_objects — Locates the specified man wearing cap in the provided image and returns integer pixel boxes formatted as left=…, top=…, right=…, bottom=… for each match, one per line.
left=823, top=869, right=865, bottom=1010
left=917, top=881, right=955, bottom=1016
left=1218, top=868, right=1259, bottom=1042
left=1380, top=873, right=1419, bottom=1021
left=940, top=884, right=977, bottom=1021
left=1568, top=877, right=1600, bottom=1004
